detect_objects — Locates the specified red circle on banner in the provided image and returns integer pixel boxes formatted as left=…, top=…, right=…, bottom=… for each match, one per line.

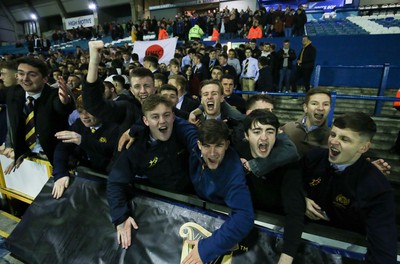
left=145, top=45, right=164, bottom=60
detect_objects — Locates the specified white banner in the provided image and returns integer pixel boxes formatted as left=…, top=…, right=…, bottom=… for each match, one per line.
left=132, top=38, right=178, bottom=65
left=65, top=15, right=95, bottom=30
left=0, top=155, right=50, bottom=198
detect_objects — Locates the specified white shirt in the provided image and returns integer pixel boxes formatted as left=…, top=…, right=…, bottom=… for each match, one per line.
left=240, top=57, right=259, bottom=80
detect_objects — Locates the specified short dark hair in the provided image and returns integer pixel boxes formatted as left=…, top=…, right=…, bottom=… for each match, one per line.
left=169, top=58, right=180, bottom=66
left=129, top=67, right=154, bottom=82
left=141, top=94, right=173, bottom=114
left=220, top=74, right=235, bottom=82
left=154, top=73, right=167, bottom=83
left=159, top=84, right=178, bottom=95
left=246, top=94, right=275, bottom=111
left=218, top=53, right=228, bottom=60
left=198, top=119, right=230, bottom=144
left=243, top=109, right=280, bottom=135
left=211, top=65, right=223, bottom=73
left=17, top=57, right=49, bottom=77
left=333, top=112, right=376, bottom=140
left=143, top=55, right=158, bottom=67
left=112, top=75, right=125, bottom=85
left=304, top=88, right=331, bottom=105
left=0, top=60, right=17, bottom=71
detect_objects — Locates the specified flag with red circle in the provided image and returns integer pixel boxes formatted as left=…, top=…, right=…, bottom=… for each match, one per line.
left=132, top=38, right=178, bottom=65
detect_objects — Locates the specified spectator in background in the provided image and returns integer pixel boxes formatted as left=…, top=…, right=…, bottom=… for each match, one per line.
left=158, top=25, right=169, bottom=40
left=277, top=39, right=297, bottom=93
left=41, top=36, right=51, bottom=54
left=221, top=74, right=246, bottom=114
left=210, top=66, right=223, bottom=81
left=240, top=47, right=259, bottom=99
left=0, top=60, right=18, bottom=88
left=218, top=53, right=237, bottom=79
left=154, top=73, right=167, bottom=91
left=284, top=8, right=295, bottom=37
left=249, top=39, right=262, bottom=59
left=67, top=75, right=82, bottom=99
left=256, top=56, right=273, bottom=93
left=272, top=17, right=284, bottom=37
left=291, top=35, right=316, bottom=93
left=0, top=60, right=18, bottom=146
left=293, top=5, right=307, bottom=37
left=143, top=56, right=159, bottom=74
left=247, top=18, right=263, bottom=39
left=227, top=49, right=242, bottom=77
left=188, top=22, right=204, bottom=41
left=192, top=53, right=208, bottom=82
left=103, top=81, right=118, bottom=101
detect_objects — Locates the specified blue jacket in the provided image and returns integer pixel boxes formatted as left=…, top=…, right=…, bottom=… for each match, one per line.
left=175, top=118, right=255, bottom=262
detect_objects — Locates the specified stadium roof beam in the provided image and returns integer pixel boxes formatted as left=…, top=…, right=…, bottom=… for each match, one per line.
left=0, top=0, right=19, bottom=42
left=55, top=0, right=68, bottom=18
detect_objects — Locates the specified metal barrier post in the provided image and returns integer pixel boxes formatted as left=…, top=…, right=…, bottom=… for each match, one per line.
left=374, top=63, right=390, bottom=116
left=328, top=91, right=337, bottom=127
left=313, top=65, right=321, bottom=88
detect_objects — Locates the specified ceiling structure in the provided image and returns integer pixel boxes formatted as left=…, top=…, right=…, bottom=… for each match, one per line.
left=1, top=0, right=132, bottom=22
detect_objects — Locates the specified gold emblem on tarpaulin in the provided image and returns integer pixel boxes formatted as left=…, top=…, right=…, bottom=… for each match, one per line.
left=148, top=156, right=158, bottom=168
left=333, top=194, right=350, bottom=208
left=179, top=222, right=239, bottom=264
left=309, top=177, right=321, bottom=187
left=99, top=137, right=107, bottom=143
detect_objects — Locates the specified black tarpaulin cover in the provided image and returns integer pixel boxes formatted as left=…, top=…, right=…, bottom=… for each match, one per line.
left=6, top=177, right=363, bottom=263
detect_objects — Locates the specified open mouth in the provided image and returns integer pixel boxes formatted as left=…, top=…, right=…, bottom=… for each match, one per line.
left=208, top=158, right=218, bottom=165
left=207, top=101, right=214, bottom=111
left=330, top=146, right=340, bottom=157
left=139, top=95, right=148, bottom=100
left=159, top=126, right=168, bottom=133
left=259, top=143, right=268, bottom=153
left=314, top=113, right=324, bottom=120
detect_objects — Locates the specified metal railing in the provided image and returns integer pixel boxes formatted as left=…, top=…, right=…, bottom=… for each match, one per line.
left=313, top=63, right=400, bottom=115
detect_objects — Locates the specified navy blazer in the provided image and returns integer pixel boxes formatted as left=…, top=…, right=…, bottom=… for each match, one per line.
left=0, top=84, right=74, bottom=164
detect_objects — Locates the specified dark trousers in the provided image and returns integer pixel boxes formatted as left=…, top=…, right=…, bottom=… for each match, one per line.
left=291, top=66, right=313, bottom=92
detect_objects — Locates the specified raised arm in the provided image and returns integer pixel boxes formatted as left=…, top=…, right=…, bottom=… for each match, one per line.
left=84, top=41, right=139, bottom=128
left=248, top=133, right=299, bottom=177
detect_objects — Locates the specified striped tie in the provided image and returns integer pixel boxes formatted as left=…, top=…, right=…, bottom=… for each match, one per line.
left=244, top=59, right=249, bottom=75
left=209, top=61, right=214, bottom=73
left=25, top=96, right=37, bottom=150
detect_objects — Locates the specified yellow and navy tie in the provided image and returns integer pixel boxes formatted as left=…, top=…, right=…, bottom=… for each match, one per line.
left=91, top=127, right=96, bottom=134
left=25, top=96, right=36, bottom=150
left=244, top=59, right=249, bottom=75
